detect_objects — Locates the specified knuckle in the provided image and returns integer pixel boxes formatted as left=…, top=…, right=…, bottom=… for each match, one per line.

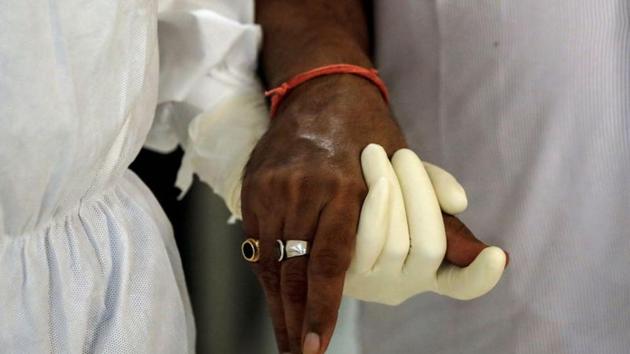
left=336, top=175, right=368, bottom=200
left=250, top=168, right=277, bottom=188
left=247, top=167, right=311, bottom=197
left=344, top=177, right=367, bottom=192
left=384, top=244, right=410, bottom=262
left=248, top=166, right=369, bottom=201
left=284, top=171, right=308, bottom=200
left=318, top=175, right=339, bottom=192
left=289, top=170, right=339, bottom=193
left=284, top=169, right=307, bottom=185
left=242, top=170, right=275, bottom=204
left=417, top=243, right=446, bottom=264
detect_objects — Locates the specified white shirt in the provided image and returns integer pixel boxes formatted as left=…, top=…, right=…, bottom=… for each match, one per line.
left=0, top=1, right=260, bottom=352
left=359, top=1, right=630, bottom=353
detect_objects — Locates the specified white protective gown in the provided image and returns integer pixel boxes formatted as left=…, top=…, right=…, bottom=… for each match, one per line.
left=360, top=1, right=630, bottom=354
left=0, top=1, right=261, bottom=352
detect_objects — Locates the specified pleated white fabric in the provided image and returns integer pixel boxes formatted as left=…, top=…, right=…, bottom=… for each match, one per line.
left=0, top=0, right=259, bottom=352
left=360, top=1, right=630, bottom=353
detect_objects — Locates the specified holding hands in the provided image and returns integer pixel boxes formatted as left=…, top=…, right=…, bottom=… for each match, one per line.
left=240, top=75, right=409, bottom=354
left=188, top=75, right=509, bottom=354
left=238, top=75, right=507, bottom=354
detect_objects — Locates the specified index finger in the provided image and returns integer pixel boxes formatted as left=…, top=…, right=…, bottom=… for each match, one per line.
left=391, top=149, right=446, bottom=273
left=303, top=198, right=361, bottom=354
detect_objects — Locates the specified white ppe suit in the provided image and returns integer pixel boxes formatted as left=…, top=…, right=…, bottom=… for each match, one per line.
left=0, top=1, right=261, bottom=352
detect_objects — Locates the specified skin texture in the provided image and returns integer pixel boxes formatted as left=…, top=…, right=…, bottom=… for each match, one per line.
left=246, top=1, right=506, bottom=353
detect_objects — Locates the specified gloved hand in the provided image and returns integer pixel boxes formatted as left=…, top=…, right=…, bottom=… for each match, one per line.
left=344, top=144, right=507, bottom=305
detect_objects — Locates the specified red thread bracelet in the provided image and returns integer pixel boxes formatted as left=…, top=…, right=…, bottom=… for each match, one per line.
left=264, top=64, right=389, bottom=118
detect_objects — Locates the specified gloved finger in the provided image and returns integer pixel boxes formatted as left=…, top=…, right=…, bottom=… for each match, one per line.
left=361, top=144, right=410, bottom=272
left=281, top=198, right=321, bottom=354
left=423, top=162, right=468, bottom=215
left=303, top=198, right=360, bottom=354
left=392, top=149, right=446, bottom=274
left=361, top=144, right=396, bottom=185
left=348, top=177, right=391, bottom=274
left=186, top=92, right=269, bottom=221
left=441, top=214, right=511, bottom=267
left=435, top=246, right=507, bottom=300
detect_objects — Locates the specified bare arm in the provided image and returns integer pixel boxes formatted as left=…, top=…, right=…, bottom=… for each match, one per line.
left=257, top=0, right=372, bottom=87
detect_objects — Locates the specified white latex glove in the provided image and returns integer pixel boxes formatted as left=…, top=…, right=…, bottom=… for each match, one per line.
left=148, top=0, right=265, bottom=222
left=343, top=144, right=507, bottom=305
left=173, top=92, right=269, bottom=220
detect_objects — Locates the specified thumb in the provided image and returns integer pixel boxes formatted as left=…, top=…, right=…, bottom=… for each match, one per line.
left=436, top=215, right=508, bottom=300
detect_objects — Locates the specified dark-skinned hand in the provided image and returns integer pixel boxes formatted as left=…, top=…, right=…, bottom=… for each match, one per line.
left=241, top=74, right=505, bottom=354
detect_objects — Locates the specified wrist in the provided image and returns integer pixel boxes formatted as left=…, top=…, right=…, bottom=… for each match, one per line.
left=266, top=64, right=389, bottom=118
left=265, top=36, right=373, bottom=86
left=276, top=74, right=390, bottom=121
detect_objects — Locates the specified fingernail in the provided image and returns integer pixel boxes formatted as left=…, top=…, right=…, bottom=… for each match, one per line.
left=303, top=332, right=320, bottom=354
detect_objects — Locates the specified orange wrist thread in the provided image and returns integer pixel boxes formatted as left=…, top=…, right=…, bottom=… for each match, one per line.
left=264, top=64, right=390, bottom=118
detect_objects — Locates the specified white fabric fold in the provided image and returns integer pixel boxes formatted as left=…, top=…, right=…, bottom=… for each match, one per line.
left=146, top=0, right=266, bottom=221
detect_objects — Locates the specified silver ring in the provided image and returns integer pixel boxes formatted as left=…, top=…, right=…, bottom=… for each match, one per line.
left=276, top=240, right=285, bottom=262
left=285, top=240, right=309, bottom=259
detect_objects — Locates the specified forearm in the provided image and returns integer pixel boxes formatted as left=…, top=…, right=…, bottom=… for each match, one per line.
left=256, top=0, right=372, bottom=87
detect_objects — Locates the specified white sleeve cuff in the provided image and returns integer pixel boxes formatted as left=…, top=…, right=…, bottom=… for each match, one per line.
left=147, top=1, right=266, bottom=220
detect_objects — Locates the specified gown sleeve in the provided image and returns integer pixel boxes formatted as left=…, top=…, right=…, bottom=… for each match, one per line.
left=148, top=0, right=268, bottom=220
